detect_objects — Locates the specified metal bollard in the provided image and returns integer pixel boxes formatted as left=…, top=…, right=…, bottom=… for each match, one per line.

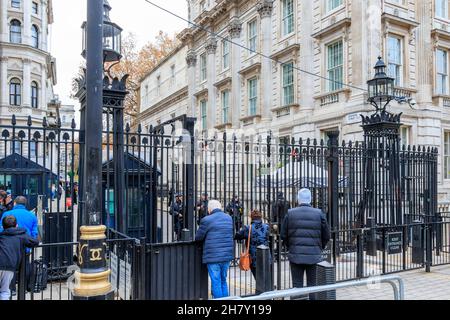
left=366, top=217, right=377, bottom=256
left=312, top=261, right=336, bottom=300
left=181, top=229, right=192, bottom=242
left=411, top=221, right=424, bottom=264
left=256, top=245, right=273, bottom=295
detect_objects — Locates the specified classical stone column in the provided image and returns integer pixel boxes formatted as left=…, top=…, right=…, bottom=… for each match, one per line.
left=205, top=36, right=217, bottom=129
left=0, top=0, right=7, bottom=43
left=415, top=1, right=433, bottom=105
left=41, top=66, right=47, bottom=109
left=186, top=50, right=197, bottom=118
left=23, top=59, right=31, bottom=108
left=257, top=0, right=273, bottom=122
left=414, top=1, right=441, bottom=151
left=41, top=0, right=48, bottom=51
left=229, top=17, right=242, bottom=128
left=23, top=0, right=31, bottom=46
left=0, top=57, right=8, bottom=107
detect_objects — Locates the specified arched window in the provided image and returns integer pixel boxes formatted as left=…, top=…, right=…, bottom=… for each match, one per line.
left=10, top=19, right=21, bottom=44
left=31, top=82, right=38, bottom=108
left=31, top=25, right=39, bottom=48
left=9, top=78, right=21, bottom=106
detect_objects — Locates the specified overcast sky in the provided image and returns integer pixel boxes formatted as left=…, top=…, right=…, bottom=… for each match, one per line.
left=50, top=0, right=187, bottom=109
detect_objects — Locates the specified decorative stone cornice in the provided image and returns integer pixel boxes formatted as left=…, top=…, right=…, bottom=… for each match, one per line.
left=186, top=50, right=197, bottom=68
left=205, top=37, right=218, bottom=54
left=257, top=0, right=273, bottom=18
left=228, top=17, right=242, bottom=39
left=0, top=57, right=8, bottom=63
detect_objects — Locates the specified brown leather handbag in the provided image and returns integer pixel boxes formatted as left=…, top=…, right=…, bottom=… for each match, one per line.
left=239, top=224, right=252, bottom=271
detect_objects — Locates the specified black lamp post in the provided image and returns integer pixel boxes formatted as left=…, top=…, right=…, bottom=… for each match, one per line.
left=72, top=0, right=123, bottom=300
left=359, top=57, right=403, bottom=247
left=367, top=57, right=395, bottom=113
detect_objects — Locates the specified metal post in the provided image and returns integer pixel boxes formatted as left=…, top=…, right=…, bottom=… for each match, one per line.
left=327, top=131, right=339, bottom=258
left=183, top=117, right=196, bottom=239
left=72, top=0, right=113, bottom=300
left=256, top=245, right=273, bottom=294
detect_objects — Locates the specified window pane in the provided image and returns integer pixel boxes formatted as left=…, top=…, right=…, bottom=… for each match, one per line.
left=327, top=41, right=343, bottom=91
left=282, top=0, right=294, bottom=36
left=283, top=62, right=294, bottom=105
left=388, top=36, right=402, bottom=86
left=328, top=0, right=343, bottom=12
left=436, top=0, right=448, bottom=19
left=248, top=20, right=257, bottom=52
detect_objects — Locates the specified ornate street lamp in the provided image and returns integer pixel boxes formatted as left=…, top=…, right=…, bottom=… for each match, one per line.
left=81, top=0, right=122, bottom=63
left=367, top=56, right=395, bottom=113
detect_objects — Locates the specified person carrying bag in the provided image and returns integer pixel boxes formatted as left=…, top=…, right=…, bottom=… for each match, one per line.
left=239, top=224, right=252, bottom=271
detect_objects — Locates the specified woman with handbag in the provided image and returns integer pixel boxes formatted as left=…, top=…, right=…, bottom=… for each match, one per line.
left=235, top=210, right=270, bottom=279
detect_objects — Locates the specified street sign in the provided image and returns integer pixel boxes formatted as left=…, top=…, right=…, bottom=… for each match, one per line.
left=386, top=232, right=403, bottom=255
left=110, top=251, right=132, bottom=300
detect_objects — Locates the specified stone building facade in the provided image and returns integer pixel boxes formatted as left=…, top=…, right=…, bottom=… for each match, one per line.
left=0, top=0, right=57, bottom=127
left=138, top=0, right=450, bottom=205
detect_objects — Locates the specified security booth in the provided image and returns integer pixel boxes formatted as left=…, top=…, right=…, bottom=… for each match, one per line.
left=102, top=152, right=161, bottom=239
left=0, top=153, right=56, bottom=211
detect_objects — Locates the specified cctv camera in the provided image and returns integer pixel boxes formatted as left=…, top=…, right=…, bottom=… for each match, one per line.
left=409, top=98, right=417, bottom=106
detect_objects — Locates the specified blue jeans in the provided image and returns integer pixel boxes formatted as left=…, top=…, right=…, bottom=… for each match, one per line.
left=207, top=262, right=230, bottom=299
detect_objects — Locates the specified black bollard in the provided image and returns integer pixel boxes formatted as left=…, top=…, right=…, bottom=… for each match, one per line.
left=256, top=245, right=273, bottom=295
left=411, top=221, right=424, bottom=264
left=366, top=217, right=377, bottom=256
left=181, top=229, right=192, bottom=242
left=312, top=261, right=336, bottom=300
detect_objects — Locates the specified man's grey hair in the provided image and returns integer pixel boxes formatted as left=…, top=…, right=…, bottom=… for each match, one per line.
left=208, top=200, right=222, bottom=212
left=14, top=196, right=27, bottom=206
left=298, top=188, right=312, bottom=205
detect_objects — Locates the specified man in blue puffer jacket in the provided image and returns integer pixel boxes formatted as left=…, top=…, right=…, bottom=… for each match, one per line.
left=195, top=200, right=233, bottom=299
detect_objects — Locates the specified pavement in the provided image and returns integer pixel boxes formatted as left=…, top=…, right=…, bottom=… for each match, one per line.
left=337, top=265, right=450, bottom=300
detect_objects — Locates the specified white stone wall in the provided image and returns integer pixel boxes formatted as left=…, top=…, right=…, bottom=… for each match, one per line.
left=138, top=0, right=450, bottom=203
left=0, top=0, right=56, bottom=127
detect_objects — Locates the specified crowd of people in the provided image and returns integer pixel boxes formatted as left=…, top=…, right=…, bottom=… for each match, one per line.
left=0, top=196, right=40, bottom=300
left=192, top=188, right=330, bottom=300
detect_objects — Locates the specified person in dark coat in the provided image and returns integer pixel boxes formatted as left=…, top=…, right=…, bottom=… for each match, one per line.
left=225, top=195, right=244, bottom=231
left=170, top=193, right=184, bottom=241
left=195, top=200, right=233, bottom=299
left=0, top=215, right=39, bottom=300
left=235, top=210, right=270, bottom=279
left=196, top=193, right=209, bottom=225
left=271, top=192, right=291, bottom=262
left=281, top=188, right=330, bottom=300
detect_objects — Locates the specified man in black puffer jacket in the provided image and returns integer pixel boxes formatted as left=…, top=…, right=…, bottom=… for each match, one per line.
left=281, top=188, right=330, bottom=300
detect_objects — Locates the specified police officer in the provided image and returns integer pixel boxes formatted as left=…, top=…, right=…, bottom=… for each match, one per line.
left=225, top=195, right=244, bottom=231
left=170, top=193, right=184, bottom=241
left=196, top=193, right=209, bottom=226
left=271, top=192, right=291, bottom=262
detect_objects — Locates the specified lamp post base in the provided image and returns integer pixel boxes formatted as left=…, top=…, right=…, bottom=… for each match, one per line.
left=72, top=291, right=115, bottom=300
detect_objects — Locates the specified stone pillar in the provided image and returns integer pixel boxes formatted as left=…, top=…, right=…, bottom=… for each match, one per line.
left=0, top=0, right=7, bottom=43
left=299, top=0, right=314, bottom=112
left=257, top=0, right=273, bottom=122
left=23, top=59, right=31, bottom=108
left=23, top=0, right=31, bottom=46
left=205, top=36, right=217, bottom=129
left=186, top=50, right=197, bottom=118
left=41, top=0, right=48, bottom=51
left=229, top=17, right=242, bottom=128
left=415, top=1, right=433, bottom=106
left=0, top=57, right=8, bottom=107
left=41, top=66, right=47, bottom=109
